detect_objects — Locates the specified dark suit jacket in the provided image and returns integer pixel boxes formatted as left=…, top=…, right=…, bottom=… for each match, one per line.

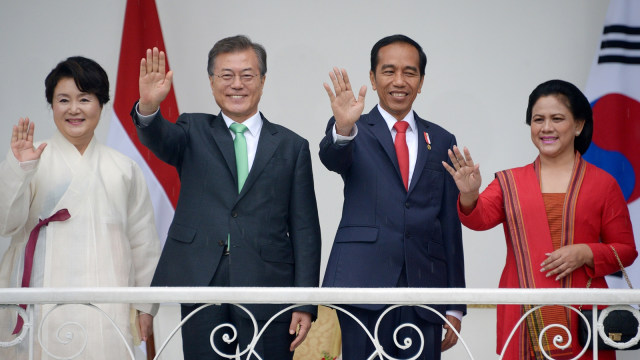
left=319, top=106, right=465, bottom=324
left=132, top=106, right=321, bottom=320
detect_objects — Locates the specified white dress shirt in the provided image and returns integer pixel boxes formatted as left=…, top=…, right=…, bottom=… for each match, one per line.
left=220, top=111, right=263, bottom=172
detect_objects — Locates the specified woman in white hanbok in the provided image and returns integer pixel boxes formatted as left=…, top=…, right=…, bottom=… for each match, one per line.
left=0, top=56, right=160, bottom=360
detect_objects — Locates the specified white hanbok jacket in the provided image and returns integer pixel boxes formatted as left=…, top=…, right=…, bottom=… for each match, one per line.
left=0, top=131, right=160, bottom=359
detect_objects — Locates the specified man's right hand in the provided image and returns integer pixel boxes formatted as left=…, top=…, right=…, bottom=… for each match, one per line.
left=138, top=47, right=173, bottom=116
left=11, top=117, right=46, bottom=162
left=323, top=67, right=366, bottom=136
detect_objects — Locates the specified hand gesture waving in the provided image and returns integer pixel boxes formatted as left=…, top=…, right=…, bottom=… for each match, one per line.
left=11, top=118, right=47, bottom=162
left=138, top=47, right=174, bottom=115
left=442, top=145, right=481, bottom=212
left=323, top=67, right=366, bottom=136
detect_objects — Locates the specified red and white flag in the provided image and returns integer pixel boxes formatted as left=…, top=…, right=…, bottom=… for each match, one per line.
left=108, top=0, right=180, bottom=246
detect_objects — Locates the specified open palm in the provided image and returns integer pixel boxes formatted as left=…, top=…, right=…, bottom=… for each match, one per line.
left=11, top=118, right=46, bottom=162
left=443, top=145, right=481, bottom=194
left=138, top=47, right=173, bottom=115
left=323, top=67, right=366, bottom=136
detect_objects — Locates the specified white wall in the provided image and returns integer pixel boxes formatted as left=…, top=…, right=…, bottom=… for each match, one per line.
left=2, top=1, right=626, bottom=358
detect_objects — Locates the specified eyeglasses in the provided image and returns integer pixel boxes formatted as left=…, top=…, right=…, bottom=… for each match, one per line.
left=212, top=73, right=260, bottom=84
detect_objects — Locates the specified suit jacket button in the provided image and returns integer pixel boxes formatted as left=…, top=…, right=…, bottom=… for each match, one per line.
left=231, top=211, right=238, bottom=218
left=405, top=202, right=410, bottom=209
left=218, top=240, right=224, bottom=246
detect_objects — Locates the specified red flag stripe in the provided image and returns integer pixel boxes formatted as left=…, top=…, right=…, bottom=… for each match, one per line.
left=113, top=0, right=180, bottom=207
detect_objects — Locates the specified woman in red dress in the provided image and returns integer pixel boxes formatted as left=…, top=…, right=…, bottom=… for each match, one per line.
left=443, top=79, right=637, bottom=360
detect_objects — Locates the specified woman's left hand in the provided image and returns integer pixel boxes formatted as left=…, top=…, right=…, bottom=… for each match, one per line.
left=137, top=312, right=153, bottom=342
left=540, top=244, right=594, bottom=281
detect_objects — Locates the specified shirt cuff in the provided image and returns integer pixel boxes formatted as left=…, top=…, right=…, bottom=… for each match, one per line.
left=135, top=103, right=159, bottom=128
left=18, top=159, right=38, bottom=171
left=133, top=303, right=159, bottom=317
left=332, top=123, right=358, bottom=145
left=446, top=310, right=463, bottom=321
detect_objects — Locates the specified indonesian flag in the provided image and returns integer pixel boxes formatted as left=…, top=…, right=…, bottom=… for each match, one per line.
left=582, top=0, right=640, bottom=287
left=108, top=0, right=180, bottom=247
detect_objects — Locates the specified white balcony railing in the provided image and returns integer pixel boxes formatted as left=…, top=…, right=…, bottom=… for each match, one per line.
left=1, top=287, right=640, bottom=359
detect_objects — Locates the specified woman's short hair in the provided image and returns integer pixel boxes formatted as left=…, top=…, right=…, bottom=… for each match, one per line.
left=45, top=56, right=110, bottom=106
left=525, top=79, right=593, bottom=154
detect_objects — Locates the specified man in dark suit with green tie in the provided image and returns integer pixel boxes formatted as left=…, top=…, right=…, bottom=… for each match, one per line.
left=131, top=35, right=321, bottom=360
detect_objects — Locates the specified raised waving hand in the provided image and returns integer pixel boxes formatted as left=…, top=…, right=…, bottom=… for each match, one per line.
left=138, top=47, right=174, bottom=116
left=442, top=145, right=481, bottom=212
left=11, top=117, right=47, bottom=162
left=323, top=67, right=366, bottom=136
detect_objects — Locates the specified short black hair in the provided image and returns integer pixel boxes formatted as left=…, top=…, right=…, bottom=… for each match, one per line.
left=45, top=56, right=110, bottom=106
left=370, top=34, right=427, bottom=76
left=207, top=35, right=267, bottom=76
left=526, top=79, right=593, bottom=155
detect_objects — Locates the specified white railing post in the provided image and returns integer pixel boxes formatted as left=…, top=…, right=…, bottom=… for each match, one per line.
left=592, top=306, right=598, bottom=360
left=28, top=304, right=33, bottom=360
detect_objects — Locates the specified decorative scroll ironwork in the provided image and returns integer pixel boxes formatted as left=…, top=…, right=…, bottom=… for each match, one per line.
left=0, top=304, right=30, bottom=348
left=498, top=305, right=590, bottom=360
left=153, top=303, right=470, bottom=360
left=0, top=303, right=136, bottom=359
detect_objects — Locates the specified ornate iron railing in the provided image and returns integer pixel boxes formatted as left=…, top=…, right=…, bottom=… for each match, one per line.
left=1, top=287, right=639, bottom=359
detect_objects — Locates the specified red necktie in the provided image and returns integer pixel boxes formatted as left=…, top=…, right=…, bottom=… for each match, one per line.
left=393, top=121, right=410, bottom=190
left=12, top=208, right=70, bottom=334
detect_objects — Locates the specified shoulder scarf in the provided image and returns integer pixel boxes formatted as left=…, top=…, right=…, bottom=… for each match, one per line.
left=496, top=153, right=586, bottom=359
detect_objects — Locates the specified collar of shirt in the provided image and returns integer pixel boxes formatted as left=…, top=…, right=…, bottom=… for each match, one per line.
left=377, top=104, right=416, bottom=135
left=221, top=111, right=263, bottom=139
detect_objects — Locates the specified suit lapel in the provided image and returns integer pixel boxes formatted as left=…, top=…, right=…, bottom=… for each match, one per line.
left=408, top=114, right=431, bottom=194
left=209, top=113, right=237, bottom=184
left=236, top=113, right=280, bottom=202
left=367, top=107, right=404, bottom=184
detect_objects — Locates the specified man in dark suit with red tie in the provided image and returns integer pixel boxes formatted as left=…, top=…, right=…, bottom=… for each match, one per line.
left=320, top=34, right=466, bottom=360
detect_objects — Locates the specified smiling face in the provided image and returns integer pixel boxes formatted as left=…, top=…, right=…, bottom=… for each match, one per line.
left=370, top=42, right=424, bottom=121
left=530, top=95, right=585, bottom=161
left=52, top=77, right=102, bottom=154
left=209, top=49, right=265, bottom=123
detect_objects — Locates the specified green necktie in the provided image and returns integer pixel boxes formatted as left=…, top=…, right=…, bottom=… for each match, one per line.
left=229, top=123, right=249, bottom=193
left=227, top=123, right=249, bottom=253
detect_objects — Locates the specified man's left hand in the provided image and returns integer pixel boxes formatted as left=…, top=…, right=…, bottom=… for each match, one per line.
left=441, top=315, right=461, bottom=352
left=289, top=311, right=312, bottom=352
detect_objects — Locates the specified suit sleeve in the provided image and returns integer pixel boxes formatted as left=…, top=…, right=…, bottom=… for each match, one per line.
left=442, top=135, right=467, bottom=314
left=289, top=139, right=322, bottom=317
left=318, top=117, right=354, bottom=174
left=130, top=101, right=188, bottom=167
